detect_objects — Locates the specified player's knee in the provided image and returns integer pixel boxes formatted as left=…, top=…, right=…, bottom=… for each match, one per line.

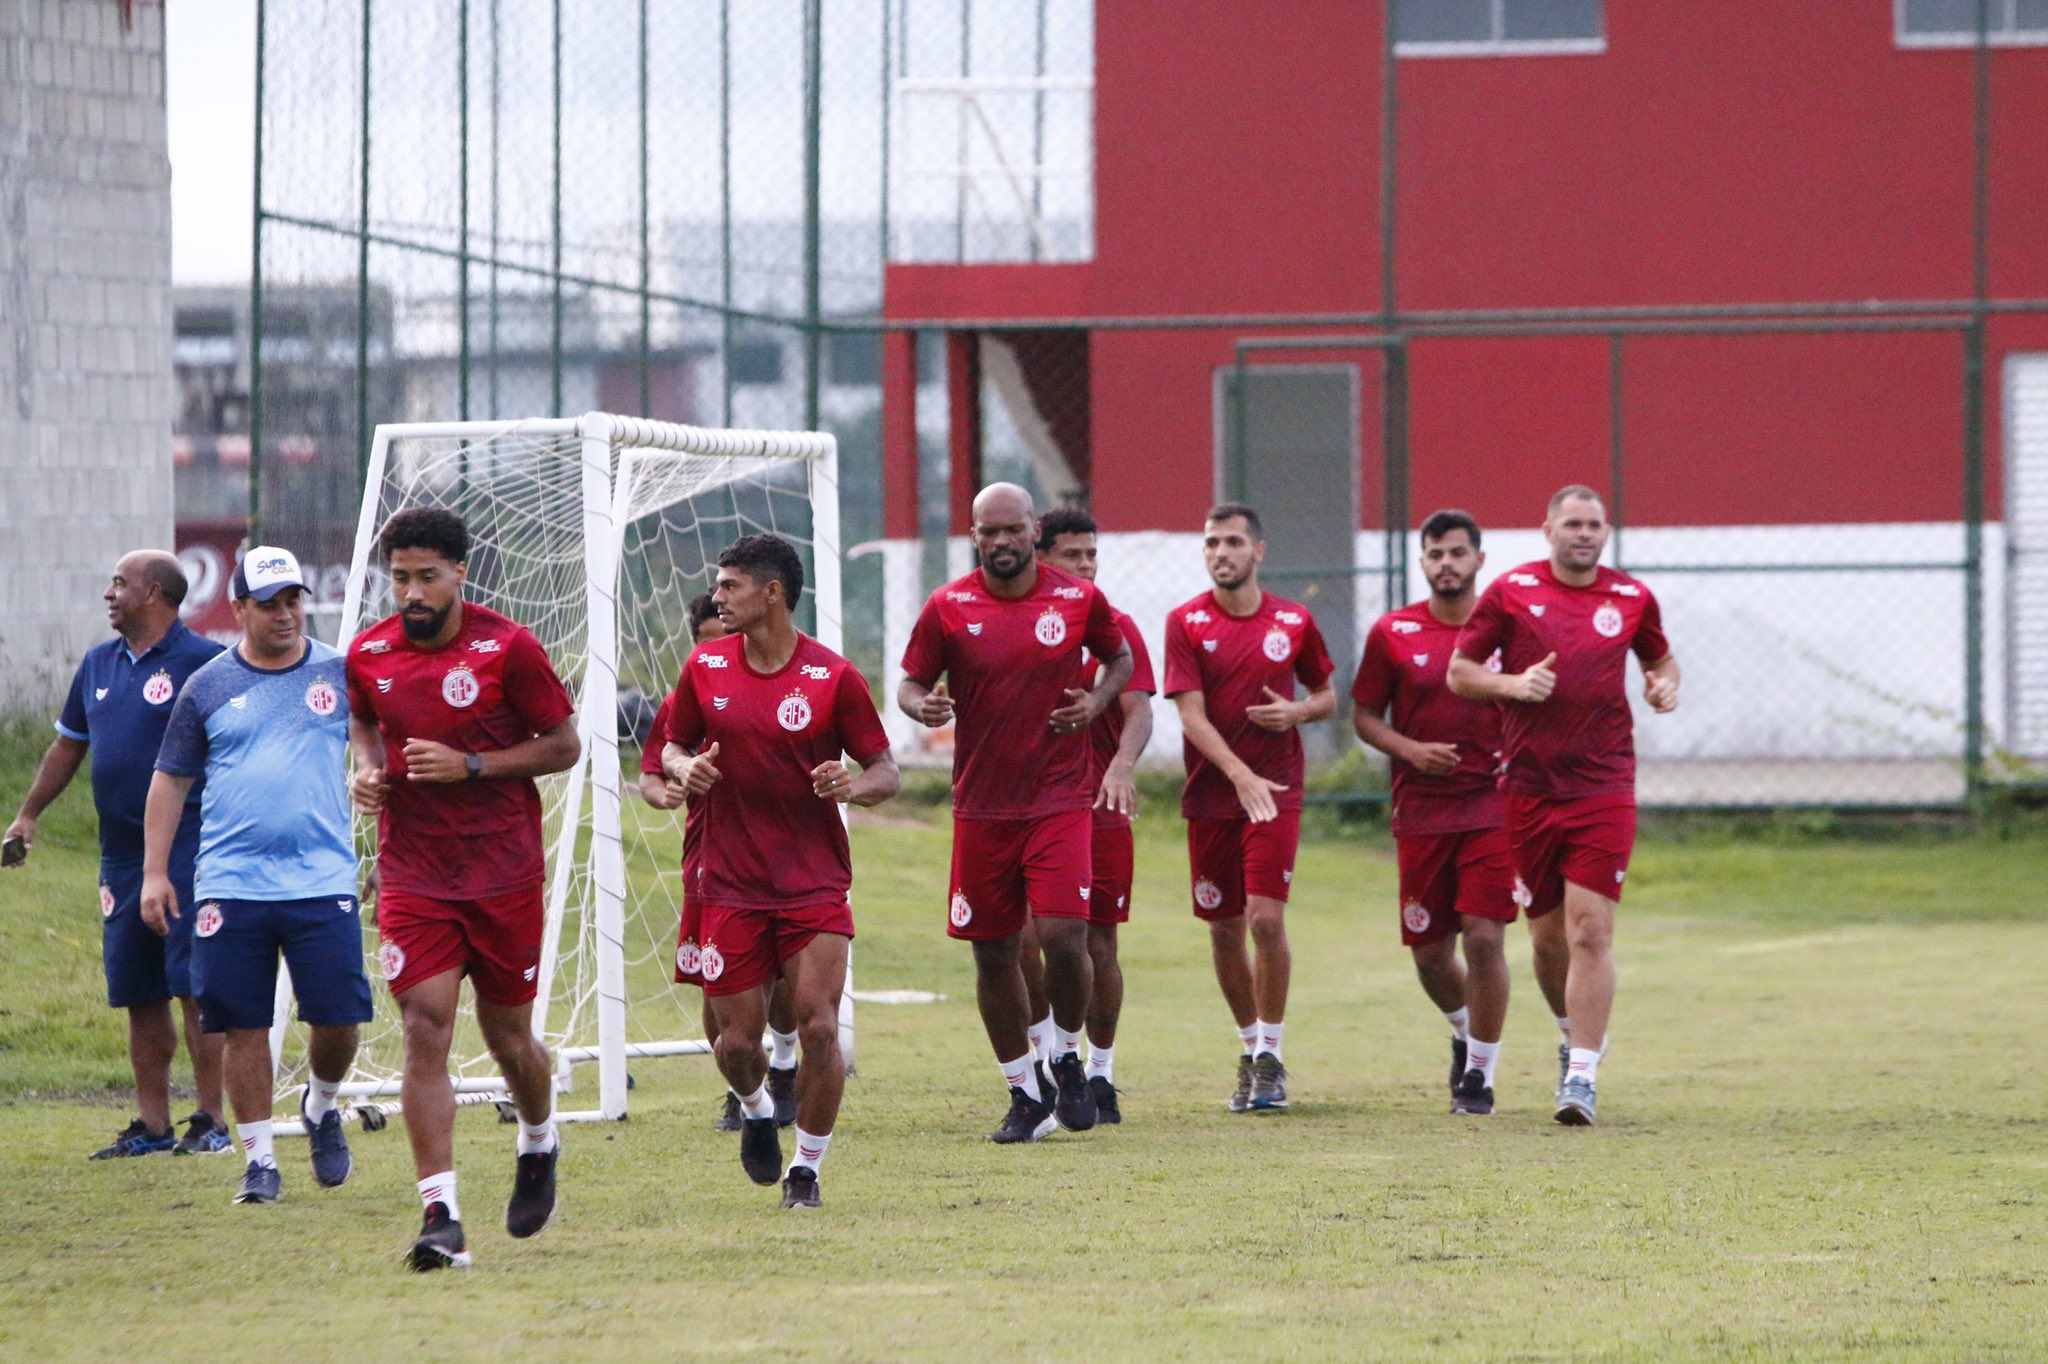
left=1565, top=915, right=1613, bottom=958
left=401, top=1008, right=456, bottom=1060
left=1246, top=908, right=1287, bottom=947
left=1086, top=926, right=1118, bottom=970
left=795, top=1012, right=838, bottom=1061
left=712, top=1026, right=759, bottom=1071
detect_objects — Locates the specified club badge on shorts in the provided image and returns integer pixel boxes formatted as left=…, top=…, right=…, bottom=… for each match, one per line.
left=442, top=664, right=480, bottom=708
left=304, top=678, right=339, bottom=716
left=142, top=669, right=174, bottom=705
left=699, top=942, right=725, bottom=982
left=1035, top=607, right=1068, bottom=647
left=675, top=939, right=702, bottom=976
left=1262, top=628, right=1292, bottom=662
left=1402, top=901, right=1431, bottom=935
left=99, top=884, right=116, bottom=918
left=1194, top=879, right=1224, bottom=912
left=949, top=892, right=973, bottom=928
left=777, top=689, right=814, bottom=732
left=378, top=940, right=406, bottom=981
left=195, top=903, right=224, bottom=938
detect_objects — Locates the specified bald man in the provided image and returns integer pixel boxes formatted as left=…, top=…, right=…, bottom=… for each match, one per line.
left=6, top=551, right=229, bottom=1158
left=899, top=484, right=1134, bottom=1143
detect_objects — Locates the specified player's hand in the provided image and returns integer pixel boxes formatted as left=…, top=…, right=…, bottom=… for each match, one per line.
left=1644, top=674, right=1680, bottom=714
left=1510, top=652, right=1558, bottom=704
left=351, top=764, right=389, bottom=813
left=1, top=814, right=32, bottom=868
left=139, top=871, right=178, bottom=937
left=682, top=741, right=723, bottom=796
left=915, top=680, right=955, bottom=728
left=361, top=860, right=381, bottom=925
left=1230, top=769, right=1289, bottom=824
left=401, top=738, right=469, bottom=783
left=1095, top=762, right=1138, bottom=819
left=1245, top=686, right=1300, bottom=733
left=652, top=777, right=688, bottom=810
left=1405, top=741, right=1462, bottom=775
left=812, top=759, right=858, bottom=803
left=1049, top=688, right=1096, bottom=733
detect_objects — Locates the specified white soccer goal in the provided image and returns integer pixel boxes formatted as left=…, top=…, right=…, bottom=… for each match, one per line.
left=268, top=412, right=848, bottom=1131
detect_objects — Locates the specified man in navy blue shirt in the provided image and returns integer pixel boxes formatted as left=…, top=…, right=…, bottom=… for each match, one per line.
left=5, top=551, right=229, bottom=1159
left=145, top=547, right=371, bottom=1208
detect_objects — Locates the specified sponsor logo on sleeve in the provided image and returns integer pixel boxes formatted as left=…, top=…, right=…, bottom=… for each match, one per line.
left=1186, top=609, right=1211, bottom=625
left=1508, top=573, right=1541, bottom=586
left=195, top=903, right=224, bottom=938
left=1193, top=879, right=1224, bottom=912
left=1262, top=628, right=1293, bottom=662
left=1052, top=585, right=1085, bottom=600
left=801, top=664, right=831, bottom=680
left=698, top=941, right=725, bottom=981
left=1273, top=609, right=1303, bottom=625
left=1402, top=901, right=1431, bottom=935
left=777, top=690, right=815, bottom=732
left=378, top=940, right=406, bottom=981
left=358, top=639, right=391, bottom=654
left=442, top=664, right=480, bottom=708
left=142, top=670, right=175, bottom=705
left=1390, top=619, right=1422, bottom=635
left=1034, top=609, right=1068, bottom=647
left=699, top=653, right=729, bottom=669
left=949, top=892, right=973, bottom=928
left=946, top=590, right=978, bottom=603
left=1592, top=604, right=1624, bottom=638
left=304, top=679, right=339, bottom=716
left=1610, top=583, right=1641, bottom=597
left=467, top=638, right=502, bottom=653
left=99, top=884, right=115, bottom=918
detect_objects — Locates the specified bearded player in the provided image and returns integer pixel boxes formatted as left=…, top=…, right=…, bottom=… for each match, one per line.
left=1354, top=510, right=1536, bottom=1116
left=899, top=483, right=1133, bottom=1144
left=661, top=534, right=898, bottom=1208
left=1162, top=503, right=1334, bottom=1113
left=346, top=509, right=582, bottom=1269
left=1448, top=485, right=1679, bottom=1126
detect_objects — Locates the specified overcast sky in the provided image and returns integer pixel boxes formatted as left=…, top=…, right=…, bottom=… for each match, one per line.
left=167, top=2, right=257, bottom=284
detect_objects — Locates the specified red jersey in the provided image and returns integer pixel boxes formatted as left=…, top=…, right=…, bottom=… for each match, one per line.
left=659, top=633, right=890, bottom=910
left=1083, top=608, right=1156, bottom=831
left=1454, top=561, right=1670, bottom=800
left=641, top=694, right=704, bottom=878
left=1161, top=589, right=1335, bottom=820
left=345, top=602, right=577, bottom=898
left=1352, top=601, right=1505, bottom=837
left=900, top=564, right=1127, bottom=821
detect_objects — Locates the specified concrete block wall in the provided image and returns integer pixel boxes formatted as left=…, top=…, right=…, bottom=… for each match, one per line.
left=0, top=0, right=173, bottom=713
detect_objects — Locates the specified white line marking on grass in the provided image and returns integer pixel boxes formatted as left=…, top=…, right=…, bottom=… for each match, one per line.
left=850, top=989, right=948, bottom=1004
left=1718, top=930, right=1874, bottom=956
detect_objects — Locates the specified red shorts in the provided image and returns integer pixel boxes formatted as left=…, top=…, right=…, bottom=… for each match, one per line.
left=1088, top=819, right=1135, bottom=926
left=377, top=885, right=545, bottom=1007
left=1395, top=825, right=1518, bottom=947
left=696, top=900, right=853, bottom=997
left=948, top=809, right=1092, bottom=941
left=672, top=892, right=707, bottom=987
left=1185, top=811, right=1303, bottom=921
left=1505, top=792, right=1637, bottom=914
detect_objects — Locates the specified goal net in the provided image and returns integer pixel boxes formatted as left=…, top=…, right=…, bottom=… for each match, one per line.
left=268, top=412, right=843, bottom=1130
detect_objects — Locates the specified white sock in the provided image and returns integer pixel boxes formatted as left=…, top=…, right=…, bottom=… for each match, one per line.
left=1028, top=1011, right=1055, bottom=1062
left=418, top=1170, right=461, bottom=1220
left=1236, top=1022, right=1258, bottom=1056
left=1255, top=1020, right=1284, bottom=1061
left=1084, top=1043, right=1115, bottom=1083
left=769, top=1028, right=798, bottom=1070
left=999, top=1051, right=1042, bottom=1100
left=302, top=1076, right=342, bottom=1123
left=739, top=1083, right=775, bottom=1121
left=1052, top=1023, right=1083, bottom=1060
left=237, top=1118, right=276, bottom=1169
left=1555, top=1015, right=1572, bottom=1044
left=1567, top=1047, right=1601, bottom=1084
left=788, top=1126, right=832, bottom=1175
left=1443, top=1006, right=1470, bottom=1040
left=516, top=1103, right=556, bottom=1156
left=1467, top=1037, right=1501, bottom=1085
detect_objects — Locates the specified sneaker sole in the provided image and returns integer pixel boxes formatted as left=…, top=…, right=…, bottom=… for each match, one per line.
left=991, top=1111, right=1058, bottom=1144
left=406, top=1245, right=473, bottom=1272
left=507, top=1207, right=555, bottom=1239
left=1449, top=1101, right=1495, bottom=1116
left=1249, top=1098, right=1290, bottom=1111
left=1554, top=1103, right=1596, bottom=1126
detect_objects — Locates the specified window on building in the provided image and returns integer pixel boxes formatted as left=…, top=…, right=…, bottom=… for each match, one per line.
left=1897, top=0, right=2048, bottom=46
left=728, top=338, right=785, bottom=387
left=1395, top=0, right=1604, bottom=55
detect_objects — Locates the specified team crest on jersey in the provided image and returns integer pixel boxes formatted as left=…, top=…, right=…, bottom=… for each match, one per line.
left=304, top=679, right=339, bottom=716
left=1391, top=619, right=1422, bottom=634
left=777, top=690, right=814, bottom=732
left=1402, top=901, right=1431, bottom=935
left=1193, top=879, right=1224, bottom=912
left=468, top=638, right=502, bottom=654
left=699, top=942, right=725, bottom=981
left=442, top=664, right=480, bottom=708
left=358, top=638, right=391, bottom=654
left=99, top=884, right=115, bottom=918
left=675, top=939, right=702, bottom=976
left=1593, top=604, right=1624, bottom=638
left=949, top=892, right=973, bottom=928
left=195, top=903, right=224, bottom=938
left=801, top=664, right=831, bottom=681
left=378, top=941, right=406, bottom=981
left=1485, top=649, right=1504, bottom=673
left=142, top=670, right=174, bottom=706
left=1262, top=628, right=1292, bottom=663
left=1035, top=609, right=1068, bottom=647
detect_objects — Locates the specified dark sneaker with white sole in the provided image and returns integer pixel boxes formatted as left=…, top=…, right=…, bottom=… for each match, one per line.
left=1554, top=1075, right=1598, bottom=1126
left=1450, top=1068, right=1495, bottom=1116
left=781, top=1166, right=822, bottom=1209
left=90, top=1118, right=175, bottom=1160
left=407, top=1202, right=471, bottom=1270
left=990, top=1085, right=1057, bottom=1144
left=768, top=1064, right=799, bottom=1128
left=1049, top=1053, right=1097, bottom=1132
left=1228, top=1054, right=1255, bottom=1113
left=1088, top=1075, right=1121, bottom=1124
left=740, top=1116, right=783, bottom=1185
left=714, top=1091, right=743, bottom=1132
left=233, top=1161, right=281, bottom=1205
left=507, top=1146, right=558, bottom=1238
left=1450, top=1036, right=1468, bottom=1094
left=301, top=1087, right=352, bottom=1188
left=174, top=1111, right=233, bottom=1155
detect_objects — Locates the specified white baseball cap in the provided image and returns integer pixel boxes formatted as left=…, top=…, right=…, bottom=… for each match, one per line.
left=231, top=546, right=307, bottom=602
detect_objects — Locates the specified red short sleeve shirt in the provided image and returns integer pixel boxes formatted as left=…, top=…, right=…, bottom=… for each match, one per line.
left=1352, top=602, right=1504, bottom=836
left=1162, top=590, right=1334, bottom=820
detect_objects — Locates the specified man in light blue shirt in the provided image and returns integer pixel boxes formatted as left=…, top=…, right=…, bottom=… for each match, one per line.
left=144, top=547, right=371, bottom=1207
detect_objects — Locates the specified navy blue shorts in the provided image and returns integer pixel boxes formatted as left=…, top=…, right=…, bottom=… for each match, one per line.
left=100, top=860, right=196, bottom=1009
left=190, top=895, right=375, bottom=1033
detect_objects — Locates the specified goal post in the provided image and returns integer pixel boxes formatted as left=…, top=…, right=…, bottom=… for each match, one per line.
left=270, top=412, right=848, bottom=1130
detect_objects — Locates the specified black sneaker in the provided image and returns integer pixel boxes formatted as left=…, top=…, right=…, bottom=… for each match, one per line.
left=1450, top=1068, right=1495, bottom=1116
left=232, top=1160, right=281, bottom=1204
left=713, top=1091, right=743, bottom=1132
left=781, top=1165, right=822, bottom=1209
left=1227, top=1054, right=1254, bottom=1113
left=89, top=1118, right=175, bottom=1160
left=407, top=1202, right=472, bottom=1271
left=1450, top=1035, right=1469, bottom=1094
left=1088, top=1075, right=1121, bottom=1125
left=990, top=1085, right=1057, bottom=1144
left=740, top=1116, right=783, bottom=1185
left=173, top=1111, right=233, bottom=1156
left=507, top=1145, right=558, bottom=1238
left=300, top=1087, right=352, bottom=1188
left=1037, top=1060, right=1059, bottom=1109
left=768, top=1064, right=799, bottom=1128
left=1249, top=1052, right=1290, bottom=1111
left=1049, top=1053, right=1096, bottom=1131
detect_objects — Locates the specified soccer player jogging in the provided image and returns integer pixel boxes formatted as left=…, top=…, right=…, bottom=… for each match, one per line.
left=1353, top=511, right=1536, bottom=1116
left=1163, top=504, right=1335, bottom=1113
left=899, top=482, right=1134, bottom=1144
left=141, top=548, right=373, bottom=1206
left=345, top=510, right=581, bottom=1269
left=1024, top=507, right=1154, bottom=1123
left=1447, top=485, right=1680, bottom=1126
left=639, top=592, right=806, bottom=1133
left=660, top=534, right=899, bottom=1208
left=5, top=551, right=231, bottom=1159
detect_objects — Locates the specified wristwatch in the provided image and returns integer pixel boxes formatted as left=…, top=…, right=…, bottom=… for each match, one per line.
left=464, top=751, right=485, bottom=780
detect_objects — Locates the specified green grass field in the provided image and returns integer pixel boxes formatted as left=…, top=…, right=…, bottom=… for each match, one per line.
left=2, top=721, right=2045, bottom=1360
